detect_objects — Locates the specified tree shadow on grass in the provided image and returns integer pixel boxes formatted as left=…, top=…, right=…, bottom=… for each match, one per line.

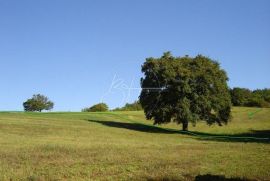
left=87, top=119, right=270, bottom=143
left=194, top=174, right=255, bottom=181
left=87, top=119, right=179, bottom=134
left=145, top=174, right=254, bottom=181
left=184, top=130, right=270, bottom=143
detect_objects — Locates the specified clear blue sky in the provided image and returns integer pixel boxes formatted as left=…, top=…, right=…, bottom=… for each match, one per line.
left=0, top=0, right=269, bottom=111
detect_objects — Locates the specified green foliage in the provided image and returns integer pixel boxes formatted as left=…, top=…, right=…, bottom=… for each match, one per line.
left=113, top=101, right=142, bottom=111
left=23, top=94, right=54, bottom=112
left=82, top=103, right=108, bottom=112
left=139, top=52, right=231, bottom=130
left=251, top=89, right=270, bottom=107
left=230, top=88, right=270, bottom=108
left=230, top=87, right=252, bottom=106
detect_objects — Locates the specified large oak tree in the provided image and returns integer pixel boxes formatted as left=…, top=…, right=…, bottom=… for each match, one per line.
left=139, top=52, right=231, bottom=131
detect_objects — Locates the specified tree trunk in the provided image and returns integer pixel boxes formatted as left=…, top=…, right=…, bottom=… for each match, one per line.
left=182, top=121, right=188, bottom=131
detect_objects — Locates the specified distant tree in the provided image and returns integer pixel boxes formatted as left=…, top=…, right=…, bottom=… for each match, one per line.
left=82, top=103, right=108, bottom=112
left=139, top=52, right=231, bottom=131
left=113, top=101, right=142, bottom=111
left=230, top=87, right=252, bottom=106
left=23, top=94, right=54, bottom=112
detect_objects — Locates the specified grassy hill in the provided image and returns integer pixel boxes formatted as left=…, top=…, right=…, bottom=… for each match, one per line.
left=0, top=107, right=270, bottom=180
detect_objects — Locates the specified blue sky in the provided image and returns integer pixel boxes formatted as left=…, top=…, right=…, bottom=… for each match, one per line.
left=0, top=0, right=269, bottom=111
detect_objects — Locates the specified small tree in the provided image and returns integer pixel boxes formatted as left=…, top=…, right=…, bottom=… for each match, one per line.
left=82, top=103, right=108, bottom=112
left=23, top=94, right=54, bottom=112
left=139, top=52, right=231, bottom=131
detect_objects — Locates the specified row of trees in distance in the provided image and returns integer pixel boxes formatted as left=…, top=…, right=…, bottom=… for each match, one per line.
left=230, top=88, right=270, bottom=108
left=113, top=101, right=142, bottom=111
left=21, top=95, right=143, bottom=112
left=22, top=88, right=270, bottom=112
left=81, top=101, right=142, bottom=112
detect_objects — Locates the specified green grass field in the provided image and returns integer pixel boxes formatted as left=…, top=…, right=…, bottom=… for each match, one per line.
left=0, top=107, right=270, bottom=181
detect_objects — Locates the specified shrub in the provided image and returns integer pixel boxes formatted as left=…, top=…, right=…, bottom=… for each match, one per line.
left=113, top=101, right=142, bottom=111
left=82, top=103, right=109, bottom=112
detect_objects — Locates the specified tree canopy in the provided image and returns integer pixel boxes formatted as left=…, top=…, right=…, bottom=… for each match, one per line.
left=23, top=94, right=54, bottom=112
left=139, top=52, right=231, bottom=131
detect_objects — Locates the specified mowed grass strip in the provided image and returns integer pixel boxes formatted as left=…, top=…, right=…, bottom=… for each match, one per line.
left=0, top=107, right=270, bottom=180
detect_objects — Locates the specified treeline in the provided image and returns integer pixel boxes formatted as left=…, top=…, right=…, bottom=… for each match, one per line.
left=230, top=88, right=270, bottom=108
left=83, top=88, right=270, bottom=112
left=112, top=88, right=270, bottom=111
left=23, top=87, right=270, bottom=113
left=82, top=101, right=142, bottom=112
left=113, top=101, right=142, bottom=111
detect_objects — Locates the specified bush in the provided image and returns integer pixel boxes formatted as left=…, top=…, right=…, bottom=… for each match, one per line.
left=113, top=101, right=142, bottom=111
left=82, top=103, right=109, bottom=112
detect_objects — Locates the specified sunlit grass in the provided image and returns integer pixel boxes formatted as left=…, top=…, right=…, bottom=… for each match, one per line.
left=0, top=107, right=269, bottom=180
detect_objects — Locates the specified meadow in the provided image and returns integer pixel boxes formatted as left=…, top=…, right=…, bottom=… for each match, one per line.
left=0, top=107, right=269, bottom=181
